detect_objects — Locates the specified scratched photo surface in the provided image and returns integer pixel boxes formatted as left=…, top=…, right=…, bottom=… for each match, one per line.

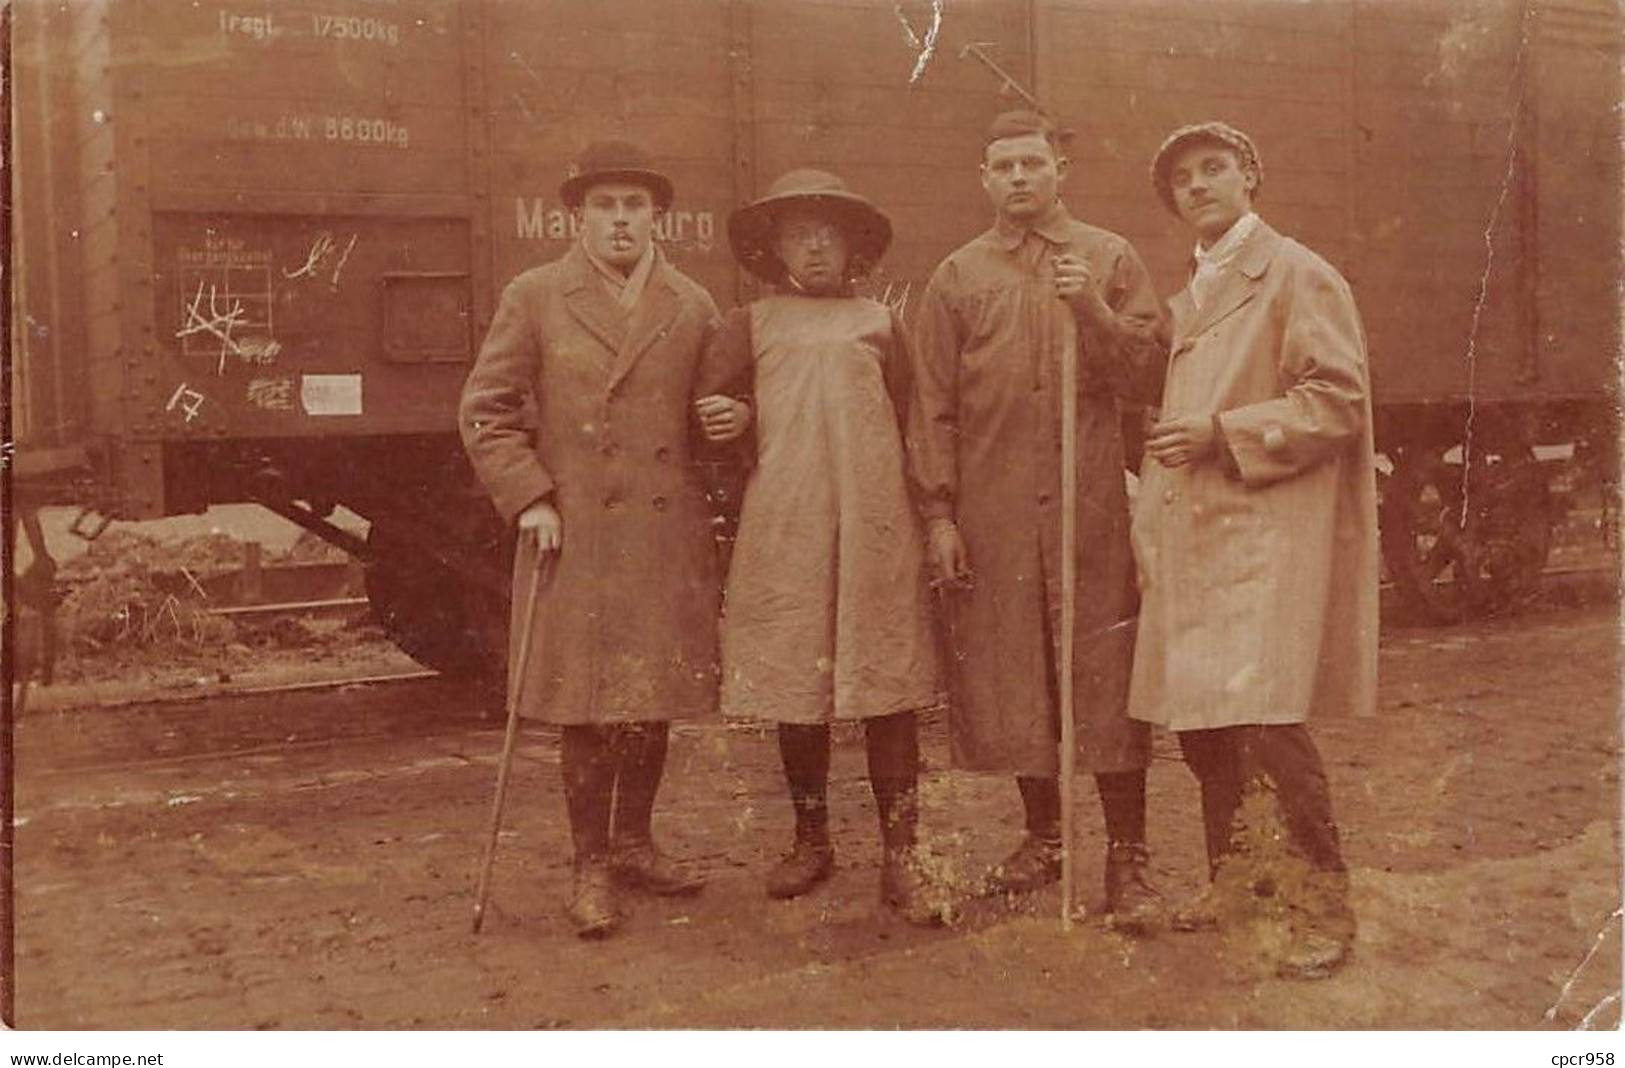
left=7, top=0, right=1621, bottom=1032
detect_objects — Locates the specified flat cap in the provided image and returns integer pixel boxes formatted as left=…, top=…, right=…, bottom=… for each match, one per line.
left=1149, top=121, right=1262, bottom=213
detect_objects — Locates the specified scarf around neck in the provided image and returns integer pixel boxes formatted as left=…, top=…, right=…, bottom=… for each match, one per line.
left=582, top=237, right=657, bottom=312
left=1189, top=212, right=1259, bottom=310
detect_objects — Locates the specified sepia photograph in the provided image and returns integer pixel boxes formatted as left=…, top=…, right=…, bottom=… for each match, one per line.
left=4, top=0, right=1621, bottom=1046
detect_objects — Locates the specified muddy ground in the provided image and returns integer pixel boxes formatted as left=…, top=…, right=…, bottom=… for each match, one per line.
left=10, top=585, right=1621, bottom=1030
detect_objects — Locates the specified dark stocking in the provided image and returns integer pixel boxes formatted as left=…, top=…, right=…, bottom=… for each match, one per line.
left=560, top=724, right=616, bottom=862
left=1094, top=768, right=1148, bottom=847
left=609, top=721, right=669, bottom=845
left=1016, top=775, right=1062, bottom=842
left=864, top=712, right=920, bottom=851
left=777, top=723, right=832, bottom=843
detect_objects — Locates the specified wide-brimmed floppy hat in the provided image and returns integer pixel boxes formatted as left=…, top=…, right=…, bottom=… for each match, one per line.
left=728, top=168, right=893, bottom=284
left=1149, top=121, right=1263, bottom=214
left=559, top=138, right=674, bottom=211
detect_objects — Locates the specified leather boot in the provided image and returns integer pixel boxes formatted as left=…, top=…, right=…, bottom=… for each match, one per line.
left=880, top=848, right=947, bottom=927
left=766, top=835, right=835, bottom=899
left=610, top=838, right=705, bottom=897
left=1170, top=882, right=1220, bottom=933
left=565, top=858, right=619, bottom=939
left=987, top=833, right=1063, bottom=895
left=1278, top=870, right=1355, bottom=979
left=1103, top=842, right=1165, bottom=935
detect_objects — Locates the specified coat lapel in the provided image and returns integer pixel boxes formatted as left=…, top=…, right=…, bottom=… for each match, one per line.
left=1175, top=222, right=1282, bottom=344
left=1168, top=289, right=1198, bottom=351
left=606, top=259, right=682, bottom=392
left=560, top=247, right=629, bottom=365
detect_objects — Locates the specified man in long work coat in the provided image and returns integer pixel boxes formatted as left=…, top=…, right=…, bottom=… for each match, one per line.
left=460, top=140, right=744, bottom=939
left=907, top=110, right=1170, bottom=928
left=1129, top=122, right=1378, bottom=978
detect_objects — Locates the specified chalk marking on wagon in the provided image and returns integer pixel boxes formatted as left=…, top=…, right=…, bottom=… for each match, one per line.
left=166, top=382, right=206, bottom=424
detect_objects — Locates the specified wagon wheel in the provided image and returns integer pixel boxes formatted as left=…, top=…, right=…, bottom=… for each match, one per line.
left=363, top=526, right=505, bottom=681
left=1381, top=433, right=1552, bottom=623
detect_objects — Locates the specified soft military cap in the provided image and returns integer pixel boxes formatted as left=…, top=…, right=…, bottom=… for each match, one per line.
left=1150, top=121, right=1263, bottom=213
left=983, top=109, right=1070, bottom=150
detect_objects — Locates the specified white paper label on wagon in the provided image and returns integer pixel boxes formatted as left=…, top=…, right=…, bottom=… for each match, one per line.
left=301, top=374, right=363, bottom=416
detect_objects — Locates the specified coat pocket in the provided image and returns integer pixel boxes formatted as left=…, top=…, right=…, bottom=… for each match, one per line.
left=954, top=284, right=1021, bottom=349
left=1182, top=471, right=1268, bottom=592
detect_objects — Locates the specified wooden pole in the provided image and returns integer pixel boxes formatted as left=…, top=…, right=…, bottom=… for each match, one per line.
left=471, top=550, right=549, bottom=934
left=1059, top=304, right=1079, bottom=932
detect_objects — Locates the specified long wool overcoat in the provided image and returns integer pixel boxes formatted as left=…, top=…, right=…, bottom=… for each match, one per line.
left=908, top=207, right=1169, bottom=776
left=1128, top=219, right=1379, bottom=732
left=459, top=245, right=724, bottom=724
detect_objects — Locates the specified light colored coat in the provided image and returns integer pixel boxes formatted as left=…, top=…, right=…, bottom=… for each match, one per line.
left=711, top=296, right=940, bottom=724
left=459, top=245, right=724, bottom=724
left=908, top=208, right=1169, bottom=775
left=1128, top=219, right=1379, bottom=732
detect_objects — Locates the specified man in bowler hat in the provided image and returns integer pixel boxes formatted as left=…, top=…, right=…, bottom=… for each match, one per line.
left=460, top=140, right=745, bottom=938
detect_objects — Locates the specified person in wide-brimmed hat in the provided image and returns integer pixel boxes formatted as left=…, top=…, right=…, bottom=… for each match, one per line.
left=692, top=168, right=946, bottom=925
left=461, top=138, right=741, bottom=940
left=725, top=168, right=892, bottom=287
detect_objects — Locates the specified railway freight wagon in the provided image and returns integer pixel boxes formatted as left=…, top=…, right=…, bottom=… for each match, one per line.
left=12, top=0, right=1620, bottom=679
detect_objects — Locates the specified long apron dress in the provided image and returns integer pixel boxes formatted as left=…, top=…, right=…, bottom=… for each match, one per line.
left=719, top=294, right=940, bottom=724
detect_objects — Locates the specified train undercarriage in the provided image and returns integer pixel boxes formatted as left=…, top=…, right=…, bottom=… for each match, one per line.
left=12, top=396, right=1618, bottom=691
left=1375, top=399, right=1618, bottom=623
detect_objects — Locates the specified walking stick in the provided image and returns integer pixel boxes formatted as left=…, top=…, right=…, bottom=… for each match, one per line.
left=1058, top=301, right=1080, bottom=932
left=471, top=548, right=550, bottom=934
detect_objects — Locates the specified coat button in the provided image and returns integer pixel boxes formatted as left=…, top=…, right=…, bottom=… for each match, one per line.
left=603, top=495, right=621, bottom=510
left=652, top=495, right=668, bottom=511
left=1162, top=489, right=1175, bottom=504
left=655, top=446, right=670, bottom=461
left=1037, top=492, right=1051, bottom=505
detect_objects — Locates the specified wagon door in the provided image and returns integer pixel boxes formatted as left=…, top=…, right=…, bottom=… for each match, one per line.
left=140, top=2, right=482, bottom=451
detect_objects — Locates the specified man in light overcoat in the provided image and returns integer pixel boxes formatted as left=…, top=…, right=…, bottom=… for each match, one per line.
left=907, top=110, right=1170, bottom=929
left=1130, top=121, right=1378, bottom=978
left=460, top=140, right=743, bottom=939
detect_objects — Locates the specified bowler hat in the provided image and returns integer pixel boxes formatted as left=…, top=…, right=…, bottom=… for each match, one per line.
left=559, top=139, right=675, bottom=211
left=728, top=169, right=893, bottom=284
left=1149, top=121, right=1263, bottom=214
